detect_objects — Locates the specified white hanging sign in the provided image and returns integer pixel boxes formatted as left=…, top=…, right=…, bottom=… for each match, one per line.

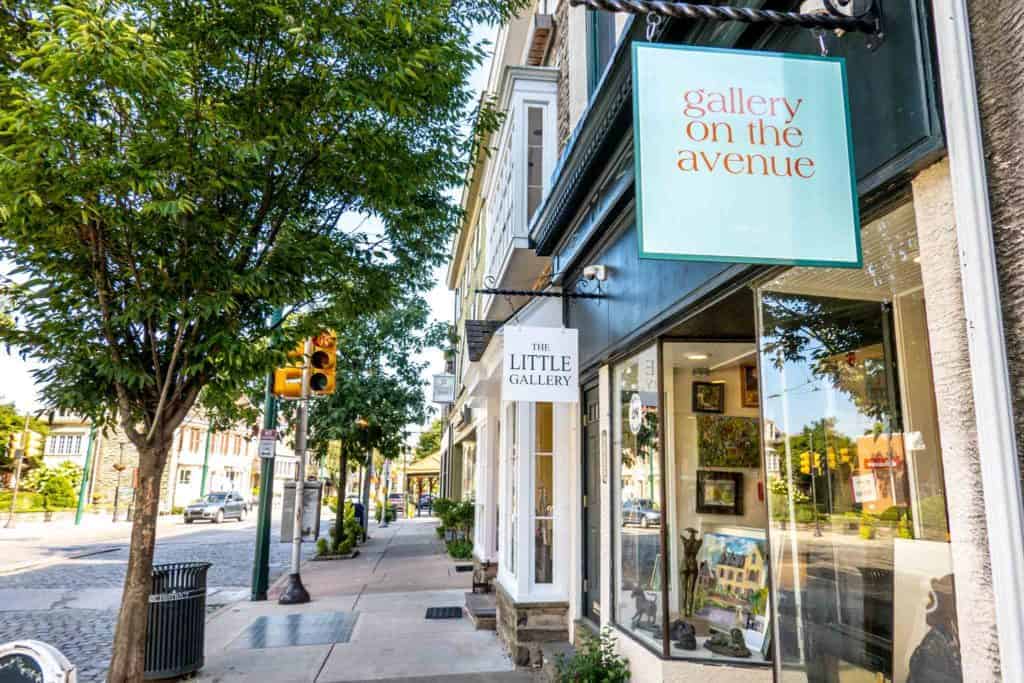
left=432, top=374, right=456, bottom=404
left=502, top=326, right=579, bottom=403
left=851, top=473, right=878, bottom=503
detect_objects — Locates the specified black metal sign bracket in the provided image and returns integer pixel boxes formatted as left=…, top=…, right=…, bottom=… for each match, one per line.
left=569, top=0, right=884, bottom=50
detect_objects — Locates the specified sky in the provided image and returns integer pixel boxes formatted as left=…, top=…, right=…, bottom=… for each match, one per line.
left=0, top=25, right=499, bottom=423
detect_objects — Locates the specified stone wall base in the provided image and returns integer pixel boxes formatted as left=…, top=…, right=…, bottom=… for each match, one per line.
left=495, top=582, right=569, bottom=667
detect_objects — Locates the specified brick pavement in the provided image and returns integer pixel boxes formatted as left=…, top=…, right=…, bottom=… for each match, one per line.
left=0, top=518, right=321, bottom=683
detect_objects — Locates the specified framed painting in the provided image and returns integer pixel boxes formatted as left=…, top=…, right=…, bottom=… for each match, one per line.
left=697, top=415, right=761, bottom=468
left=693, top=530, right=770, bottom=652
left=696, top=470, right=744, bottom=515
left=741, top=365, right=759, bottom=408
left=692, top=381, right=725, bottom=413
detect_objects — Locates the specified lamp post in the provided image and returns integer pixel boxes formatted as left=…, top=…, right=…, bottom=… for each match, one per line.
left=112, top=443, right=126, bottom=523
left=251, top=308, right=282, bottom=601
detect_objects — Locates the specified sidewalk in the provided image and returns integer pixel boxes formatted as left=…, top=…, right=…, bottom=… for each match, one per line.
left=197, top=517, right=534, bottom=682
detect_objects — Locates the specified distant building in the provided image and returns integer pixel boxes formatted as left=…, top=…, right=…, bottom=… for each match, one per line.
left=41, top=408, right=296, bottom=512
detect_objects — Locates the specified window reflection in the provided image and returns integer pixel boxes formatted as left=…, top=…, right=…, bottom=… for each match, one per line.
left=759, top=203, right=962, bottom=683
left=613, top=345, right=663, bottom=650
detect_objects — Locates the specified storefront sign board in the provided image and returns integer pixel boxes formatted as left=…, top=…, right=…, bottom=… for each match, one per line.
left=432, top=374, right=456, bottom=404
left=633, top=43, right=861, bottom=267
left=502, top=326, right=579, bottom=403
left=851, top=473, right=878, bottom=503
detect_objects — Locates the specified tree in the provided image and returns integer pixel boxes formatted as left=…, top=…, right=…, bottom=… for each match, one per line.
left=307, top=296, right=444, bottom=500
left=415, top=418, right=444, bottom=461
left=0, top=2, right=518, bottom=678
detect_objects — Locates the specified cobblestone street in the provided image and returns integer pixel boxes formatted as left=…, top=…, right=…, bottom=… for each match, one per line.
left=0, top=513, right=320, bottom=683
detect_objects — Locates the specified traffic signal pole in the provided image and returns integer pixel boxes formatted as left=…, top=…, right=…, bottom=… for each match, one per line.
left=199, top=427, right=212, bottom=497
left=251, top=309, right=282, bottom=601
left=279, top=338, right=312, bottom=605
left=74, top=425, right=97, bottom=525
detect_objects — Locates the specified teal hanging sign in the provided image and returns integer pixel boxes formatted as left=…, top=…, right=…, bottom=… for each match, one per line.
left=632, top=43, right=861, bottom=267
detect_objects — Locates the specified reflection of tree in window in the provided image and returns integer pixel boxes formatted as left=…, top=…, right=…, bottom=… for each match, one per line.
left=761, top=293, right=895, bottom=425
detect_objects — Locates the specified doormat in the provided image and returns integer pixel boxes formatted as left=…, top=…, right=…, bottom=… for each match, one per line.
left=230, top=611, right=359, bottom=649
left=454, top=564, right=474, bottom=573
left=424, top=606, right=463, bottom=619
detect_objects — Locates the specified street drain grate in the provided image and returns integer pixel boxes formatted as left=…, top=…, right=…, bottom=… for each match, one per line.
left=425, top=607, right=463, bottom=620
left=454, top=564, right=474, bottom=573
left=230, top=611, right=358, bottom=649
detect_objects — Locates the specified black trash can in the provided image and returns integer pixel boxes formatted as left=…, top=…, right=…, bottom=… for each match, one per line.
left=144, top=561, right=211, bottom=680
left=353, top=502, right=366, bottom=540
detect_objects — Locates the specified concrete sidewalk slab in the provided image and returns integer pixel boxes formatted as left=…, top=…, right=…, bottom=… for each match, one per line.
left=198, top=517, right=517, bottom=682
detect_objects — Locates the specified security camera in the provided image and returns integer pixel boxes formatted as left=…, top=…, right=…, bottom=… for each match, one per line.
left=582, top=265, right=607, bottom=282
left=800, top=0, right=870, bottom=17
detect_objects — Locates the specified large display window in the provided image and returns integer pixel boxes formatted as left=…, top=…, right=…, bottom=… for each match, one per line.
left=757, top=202, right=963, bottom=682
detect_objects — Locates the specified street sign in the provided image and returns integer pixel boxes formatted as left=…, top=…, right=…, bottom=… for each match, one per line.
left=258, top=429, right=277, bottom=459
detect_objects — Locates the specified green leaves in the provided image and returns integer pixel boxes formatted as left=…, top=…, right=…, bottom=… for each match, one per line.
left=0, top=0, right=517, bottom=446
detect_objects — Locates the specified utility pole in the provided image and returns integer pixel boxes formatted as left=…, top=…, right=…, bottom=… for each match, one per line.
left=199, top=427, right=213, bottom=497
left=74, top=425, right=97, bottom=525
left=4, top=414, right=30, bottom=529
left=279, top=337, right=312, bottom=605
left=251, top=309, right=282, bottom=601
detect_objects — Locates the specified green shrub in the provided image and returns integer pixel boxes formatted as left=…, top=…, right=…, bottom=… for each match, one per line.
left=316, top=538, right=329, bottom=555
left=171, top=506, right=185, bottom=515
left=375, top=506, right=396, bottom=523
left=23, top=461, right=82, bottom=495
left=0, top=491, right=46, bottom=512
left=325, top=496, right=338, bottom=514
left=337, top=539, right=353, bottom=555
left=435, top=525, right=446, bottom=539
left=445, top=539, right=473, bottom=559
left=40, top=474, right=77, bottom=509
left=878, top=505, right=905, bottom=523
left=555, top=627, right=630, bottom=683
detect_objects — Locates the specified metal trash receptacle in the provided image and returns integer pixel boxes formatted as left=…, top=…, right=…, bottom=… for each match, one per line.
left=144, top=562, right=211, bottom=680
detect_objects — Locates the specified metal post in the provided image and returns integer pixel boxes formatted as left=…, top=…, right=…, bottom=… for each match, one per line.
left=251, top=309, right=282, bottom=601
left=199, top=427, right=213, bottom=497
left=74, top=425, right=97, bottom=525
left=279, top=337, right=311, bottom=604
left=360, top=450, right=373, bottom=538
left=112, top=443, right=125, bottom=523
left=810, top=433, right=821, bottom=538
left=380, top=458, right=391, bottom=528
left=4, top=415, right=30, bottom=529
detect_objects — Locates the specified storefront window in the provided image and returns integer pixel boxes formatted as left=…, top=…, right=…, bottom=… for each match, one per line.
left=535, top=403, right=554, bottom=584
left=758, top=203, right=962, bottom=682
left=612, top=345, right=663, bottom=651
left=662, top=340, right=771, bottom=664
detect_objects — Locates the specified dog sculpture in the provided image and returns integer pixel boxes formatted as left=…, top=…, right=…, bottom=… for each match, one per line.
left=630, top=587, right=658, bottom=628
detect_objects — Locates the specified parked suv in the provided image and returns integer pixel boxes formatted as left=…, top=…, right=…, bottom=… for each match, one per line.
left=184, top=491, right=248, bottom=524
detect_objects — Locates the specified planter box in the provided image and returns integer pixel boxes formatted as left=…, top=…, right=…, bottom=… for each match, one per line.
left=312, top=549, right=360, bottom=561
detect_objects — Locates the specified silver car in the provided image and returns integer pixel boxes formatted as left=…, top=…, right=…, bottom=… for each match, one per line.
left=184, top=491, right=248, bottom=524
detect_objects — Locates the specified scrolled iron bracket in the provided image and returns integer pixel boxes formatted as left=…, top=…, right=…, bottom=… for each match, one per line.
left=569, top=0, right=883, bottom=48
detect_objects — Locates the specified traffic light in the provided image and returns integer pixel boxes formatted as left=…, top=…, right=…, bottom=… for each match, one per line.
left=826, top=449, right=837, bottom=471
left=272, top=341, right=306, bottom=399
left=799, top=452, right=811, bottom=475
left=309, top=331, right=336, bottom=395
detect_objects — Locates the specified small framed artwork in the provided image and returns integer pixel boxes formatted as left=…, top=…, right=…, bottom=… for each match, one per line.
left=741, top=364, right=759, bottom=408
left=692, top=381, right=725, bottom=413
left=696, top=470, right=744, bottom=515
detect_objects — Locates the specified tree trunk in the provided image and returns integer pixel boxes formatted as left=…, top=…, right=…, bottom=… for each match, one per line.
left=107, top=443, right=167, bottom=683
